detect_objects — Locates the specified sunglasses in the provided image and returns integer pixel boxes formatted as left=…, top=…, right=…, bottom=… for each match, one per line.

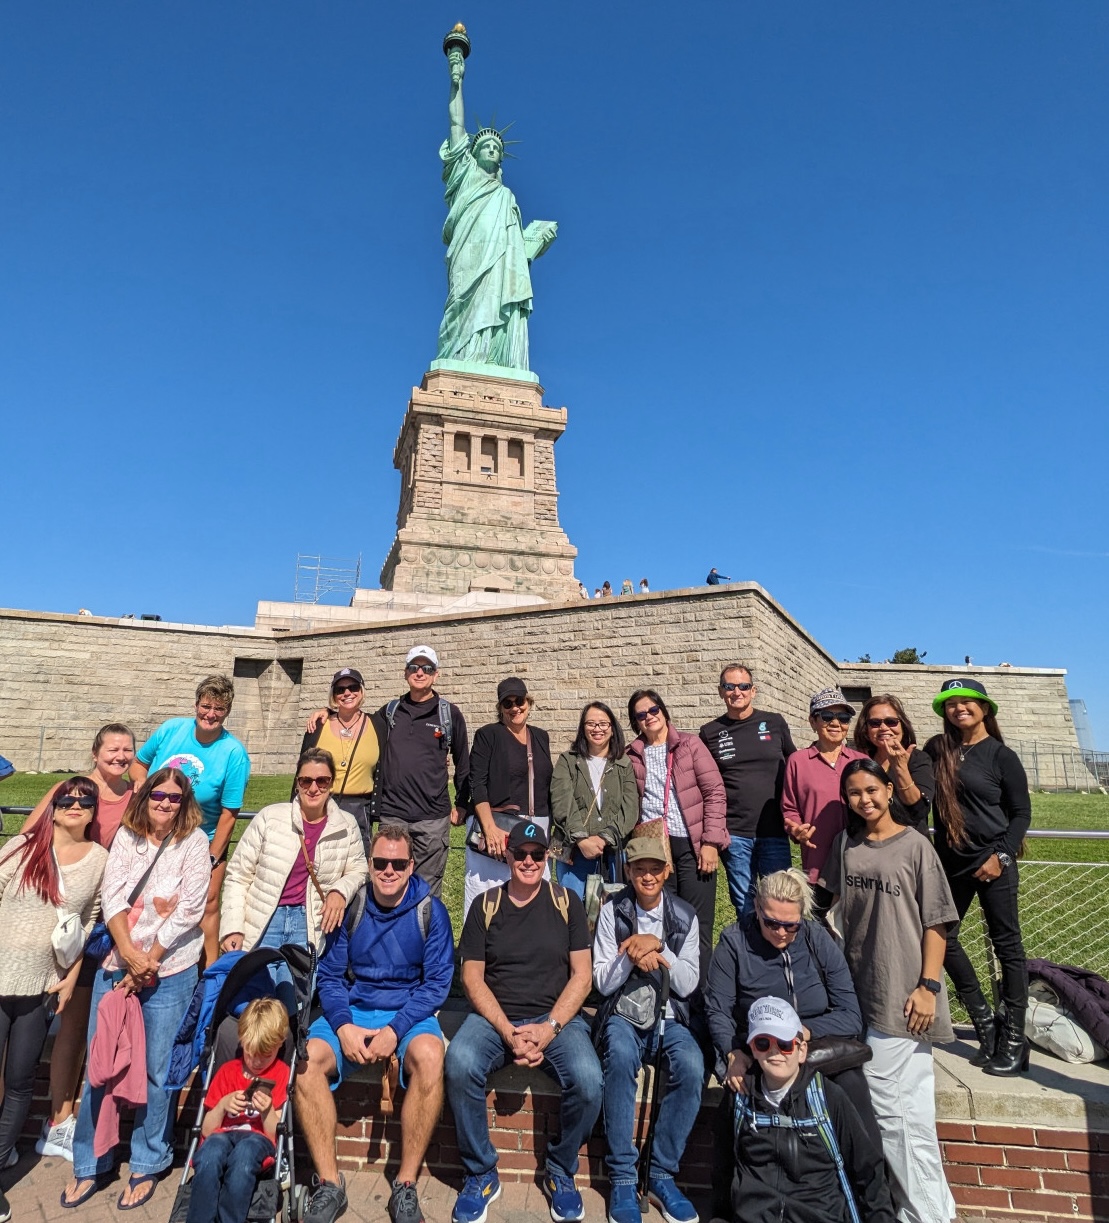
left=511, top=848, right=547, bottom=863
left=634, top=705, right=662, bottom=722
left=759, top=913, right=802, bottom=933
left=500, top=696, right=527, bottom=710
left=721, top=682, right=754, bottom=693
left=372, top=857, right=412, bottom=873
left=150, top=791, right=183, bottom=805
left=296, top=776, right=332, bottom=791
left=333, top=683, right=362, bottom=695
left=866, top=717, right=900, bottom=729
left=814, top=711, right=852, bottom=724
left=750, top=1035, right=799, bottom=1055
left=56, top=796, right=96, bottom=811
left=405, top=663, right=436, bottom=675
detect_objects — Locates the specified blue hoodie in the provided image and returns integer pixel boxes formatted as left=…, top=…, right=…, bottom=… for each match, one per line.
left=316, top=873, right=454, bottom=1041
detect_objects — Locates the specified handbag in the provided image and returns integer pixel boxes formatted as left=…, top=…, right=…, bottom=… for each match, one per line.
left=83, top=832, right=173, bottom=963
left=50, top=854, right=87, bottom=971
left=466, top=730, right=535, bottom=859
left=794, top=913, right=872, bottom=1075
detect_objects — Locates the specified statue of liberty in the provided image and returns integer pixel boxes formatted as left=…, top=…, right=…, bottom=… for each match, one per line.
left=435, top=26, right=557, bottom=376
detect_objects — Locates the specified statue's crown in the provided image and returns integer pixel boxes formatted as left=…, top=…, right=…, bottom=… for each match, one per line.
left=470, top=120, right=519, bottom=159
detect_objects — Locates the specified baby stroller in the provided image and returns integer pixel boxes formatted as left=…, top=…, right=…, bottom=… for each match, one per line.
left=169, top=943, right=317, bottom=1223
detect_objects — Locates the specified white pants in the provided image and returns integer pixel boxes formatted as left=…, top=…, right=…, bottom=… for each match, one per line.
left=863, top=1032, right=956, bottom=1223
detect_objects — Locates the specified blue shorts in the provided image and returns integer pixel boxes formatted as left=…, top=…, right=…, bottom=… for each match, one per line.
left=307, top=1008, right=443, bottom=1090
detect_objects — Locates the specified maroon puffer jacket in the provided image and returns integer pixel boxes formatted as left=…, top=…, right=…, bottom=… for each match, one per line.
left=625, top=725, right=729, bottom=853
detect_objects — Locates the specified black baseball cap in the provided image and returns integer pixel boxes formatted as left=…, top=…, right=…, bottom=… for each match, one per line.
left=331, top=668, right=364, bottom=690
left=507, top=821, right=548, bottom=854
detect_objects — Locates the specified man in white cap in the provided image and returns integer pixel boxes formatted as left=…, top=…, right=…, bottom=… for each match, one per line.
left=375, top=645, right=470, bottom=897
left=731, top=996, right=894, bottom=1223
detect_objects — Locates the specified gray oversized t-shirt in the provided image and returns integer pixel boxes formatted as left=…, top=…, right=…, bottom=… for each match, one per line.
left=821, top=827, right=957, bottom=1044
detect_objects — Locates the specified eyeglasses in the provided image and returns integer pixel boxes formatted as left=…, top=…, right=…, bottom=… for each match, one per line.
left=500, top=696, right=527, bottom=710
left=634, top=705, right=662, bottom=722
left=372, top=857, right=412, bottom=873
left=150, top=791, right=183, bottom=806
left=296, top=777, right=332, bottom=791
left=584, top=721, right=611, bottom=731
left=197, top=703, right=229, bottom=716
left=333, top=683, right=362, bottom=695
left=56, top=796, right=96, bottom=811
left=750, top=1035, right=799, bottom=1055
left=866, top=717, right=900, bottom=729
left=759, top=913, right=802, bottom=933
left=721, top=682, right=754, bottom=693
left=405, top=663, right=436, bottom=675
left=815, top=711, right=852, bottom=724
left=511, top=848, right=547, bottom=863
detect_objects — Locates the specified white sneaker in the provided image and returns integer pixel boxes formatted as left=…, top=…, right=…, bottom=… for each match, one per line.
left=36, top=1114, right=76, bottom=1160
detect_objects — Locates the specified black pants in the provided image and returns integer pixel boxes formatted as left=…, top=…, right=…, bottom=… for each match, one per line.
left=664, top=836, right=718, bottom=986
left=334, top=793, right=373, bottom=856
left=944, top=862, right=1028, bottom=1011
left=0, top=993, right=50, bottom=1163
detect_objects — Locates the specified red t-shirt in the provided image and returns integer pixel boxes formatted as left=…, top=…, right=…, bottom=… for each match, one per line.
left=203, top=1055, right=290, bottom=1143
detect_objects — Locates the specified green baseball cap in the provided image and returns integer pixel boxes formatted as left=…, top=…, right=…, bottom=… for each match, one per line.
left=931, top=677, right=998, bottom=717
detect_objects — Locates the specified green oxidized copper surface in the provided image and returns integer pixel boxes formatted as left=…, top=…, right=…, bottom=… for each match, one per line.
left=435, top=25, right=556, bottom=377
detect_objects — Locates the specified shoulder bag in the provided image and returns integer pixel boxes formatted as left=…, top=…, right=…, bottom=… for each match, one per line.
left=84, top=832, right=173, bottom=962
left=466, top=729, right=534, bottom=859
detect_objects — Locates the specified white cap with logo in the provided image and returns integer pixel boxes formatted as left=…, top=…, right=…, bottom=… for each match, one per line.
left=406, top=645, right=439, bottom=669
left=747, top=996, right=804, bottom=1043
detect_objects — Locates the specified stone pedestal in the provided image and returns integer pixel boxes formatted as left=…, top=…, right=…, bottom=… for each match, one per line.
left=379, top=367, right=579, bottom=600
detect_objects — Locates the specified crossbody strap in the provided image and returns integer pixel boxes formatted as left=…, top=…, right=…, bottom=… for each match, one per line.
left=127, top=833, right=173, bottom=908
left=526, top=729, right=534, bottom=819
left=296, top=824, right=328, bottom=904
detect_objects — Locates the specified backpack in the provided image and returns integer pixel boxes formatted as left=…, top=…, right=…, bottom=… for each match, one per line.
left=342, top=884, right=434, bottom=985
left=735, top=1071, right=861, bottom=1223
left=480, top=879, right=570, bottom=928
left=385, top=696, right=453, bottom=754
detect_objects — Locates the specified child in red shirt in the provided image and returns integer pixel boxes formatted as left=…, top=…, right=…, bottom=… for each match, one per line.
left=186, top=997, right=291, bottom=1223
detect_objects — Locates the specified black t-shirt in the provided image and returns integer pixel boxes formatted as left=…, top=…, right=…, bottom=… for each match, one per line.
left=459, top=884, right=590, bottom=1021
left=698, top=710, right=796, bottom=838
left=923, top=735, right=1032, bottom=876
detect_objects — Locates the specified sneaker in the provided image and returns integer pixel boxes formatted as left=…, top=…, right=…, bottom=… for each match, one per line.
left=303, top=1174, right=348, bottom=1223
left=648, top=1178, right=698, bottom=1223
left=389, top=1180, right=425, bottom=1223
left=37, top=1114, right=76, bottom=1160
left=452, top=1170, right=502, bottom=1223
left=0, top=1184, right=10, bottom=1223
left=607, top=1182, right=641, bottom=1223
left=0, top=1149, right=16, bottom=1171
left=542, top=1172, right=584, bottom=1223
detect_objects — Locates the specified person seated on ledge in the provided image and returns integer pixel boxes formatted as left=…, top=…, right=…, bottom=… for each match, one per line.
left=295, top=825, right=454, bottom=1223
left=730, top=996, right=894, bottom=1223
left=593, top=836, right=703, bottom=1223
left=445, top=821, right=601, bottom=1223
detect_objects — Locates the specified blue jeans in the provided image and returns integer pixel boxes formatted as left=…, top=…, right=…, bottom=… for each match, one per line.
left=254, top=904, right=309, bottom=1011
left=445, top=1012, right=603, bottom=1179
left=720, top=835, right=792, bottom=919
left=185, top=1129, right=274, bottom=1223
left=599, top=1015, right=703, bottom=1186
left=73, top=965, right=198, bottom=1179
left=557, top=847, right=619, bottom=900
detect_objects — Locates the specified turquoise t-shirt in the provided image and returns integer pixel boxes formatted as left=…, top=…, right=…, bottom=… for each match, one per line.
left=137, top=716, right=251, bottom=840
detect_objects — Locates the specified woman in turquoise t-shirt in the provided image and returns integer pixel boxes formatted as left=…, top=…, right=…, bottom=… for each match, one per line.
left=132, top=674, right=250, bottom=965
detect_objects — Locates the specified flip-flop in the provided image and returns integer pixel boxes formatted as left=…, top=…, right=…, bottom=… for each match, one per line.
left=60, top=1178, right=100, bottom=1209
left=117, top=1173, right=160, bottom=1211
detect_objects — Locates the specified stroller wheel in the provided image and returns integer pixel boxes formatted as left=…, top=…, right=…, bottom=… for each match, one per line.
left=285, top=1183, right=305, bottom=1223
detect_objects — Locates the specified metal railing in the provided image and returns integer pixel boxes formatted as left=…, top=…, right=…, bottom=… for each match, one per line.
left=1009, top=739, right=1107, bottom=792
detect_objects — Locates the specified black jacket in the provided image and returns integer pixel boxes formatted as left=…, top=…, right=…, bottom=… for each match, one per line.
left=468, top=722, right=552, bottom=821
left=732, top=1066, right=895, bottom=1223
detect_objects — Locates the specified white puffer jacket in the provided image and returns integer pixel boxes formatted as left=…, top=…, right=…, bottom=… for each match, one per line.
left=219, top=798, right=367, bottom=951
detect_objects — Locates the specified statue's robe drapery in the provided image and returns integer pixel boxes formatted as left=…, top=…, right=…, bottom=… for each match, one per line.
left=436, top=134, right=532, bottom=371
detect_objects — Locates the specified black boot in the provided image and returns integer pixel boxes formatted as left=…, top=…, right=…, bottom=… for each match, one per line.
left=961, top=989, right=999, bottom=1068
left=983, top=1006, right=1030, bottom=1076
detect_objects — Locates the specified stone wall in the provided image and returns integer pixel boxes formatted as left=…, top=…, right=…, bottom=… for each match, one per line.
left=0, top=585, right=1079, bottom=778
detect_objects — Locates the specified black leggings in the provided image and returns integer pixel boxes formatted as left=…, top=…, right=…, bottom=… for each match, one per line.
left=665, top=836, right=718, bottom=986
left=944, top=863, right=1028, bottom=1012
left=0, top=993, right=50, bottom=1163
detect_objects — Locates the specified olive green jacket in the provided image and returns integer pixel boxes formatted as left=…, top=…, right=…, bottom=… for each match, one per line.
left=549, top=751, right=640, bottom=849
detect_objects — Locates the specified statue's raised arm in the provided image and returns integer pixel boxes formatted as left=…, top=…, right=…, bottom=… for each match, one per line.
left=434, top=24, right=557, bottom=378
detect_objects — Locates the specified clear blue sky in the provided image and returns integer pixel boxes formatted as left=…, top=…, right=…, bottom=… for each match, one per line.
left=2, top=3, right=1107, bottom=745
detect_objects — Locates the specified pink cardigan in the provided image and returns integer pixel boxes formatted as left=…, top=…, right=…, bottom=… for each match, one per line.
left=88, top=986, right=147, bottom=1157
left=625, top=725, right=728, bottom=853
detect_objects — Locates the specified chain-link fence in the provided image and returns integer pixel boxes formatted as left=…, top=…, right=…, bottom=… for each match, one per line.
left=1007, top=739, right=1107, bottom=792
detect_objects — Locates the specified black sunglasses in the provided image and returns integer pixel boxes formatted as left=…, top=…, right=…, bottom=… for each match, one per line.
left=56, top=796, right=96, bottom=811
left=866, top=717, right=900, bottom=728
left=372, top=857, right=412, bottom=873
left=759, top=913, right=802, bottom=933
left=511, top=848, right=547, bottom=863
left=500, top=696, right=527, bottom=710
left=815, top=711, right=852, bottom=724
left=721, top=682, right=754, bottom=693
left=333, top=683, right=362, bottom=695
left=634, top=705, right=662, bottom=722
left=405, top=663, right=436, bottom=675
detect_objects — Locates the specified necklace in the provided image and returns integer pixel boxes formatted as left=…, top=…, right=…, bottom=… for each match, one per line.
left=959, top=739, right=981, bottom=764
left=334, top=712, right=364, bottom=769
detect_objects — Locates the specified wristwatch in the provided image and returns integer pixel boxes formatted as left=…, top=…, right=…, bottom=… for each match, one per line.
left=996, top=852, right=1013, bottom=868
left=917, top=977, right=941, bottom=995
left=547, top=1018, right=563, bottom=1036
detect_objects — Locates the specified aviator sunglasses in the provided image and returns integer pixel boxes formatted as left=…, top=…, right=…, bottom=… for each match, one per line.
left=750, top=1035, right=800, bottom=1055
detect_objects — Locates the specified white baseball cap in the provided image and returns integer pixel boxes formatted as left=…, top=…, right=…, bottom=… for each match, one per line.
left=747, top=996, right=803, bottom=1043
left=406, top=645, right=439, bottom=669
